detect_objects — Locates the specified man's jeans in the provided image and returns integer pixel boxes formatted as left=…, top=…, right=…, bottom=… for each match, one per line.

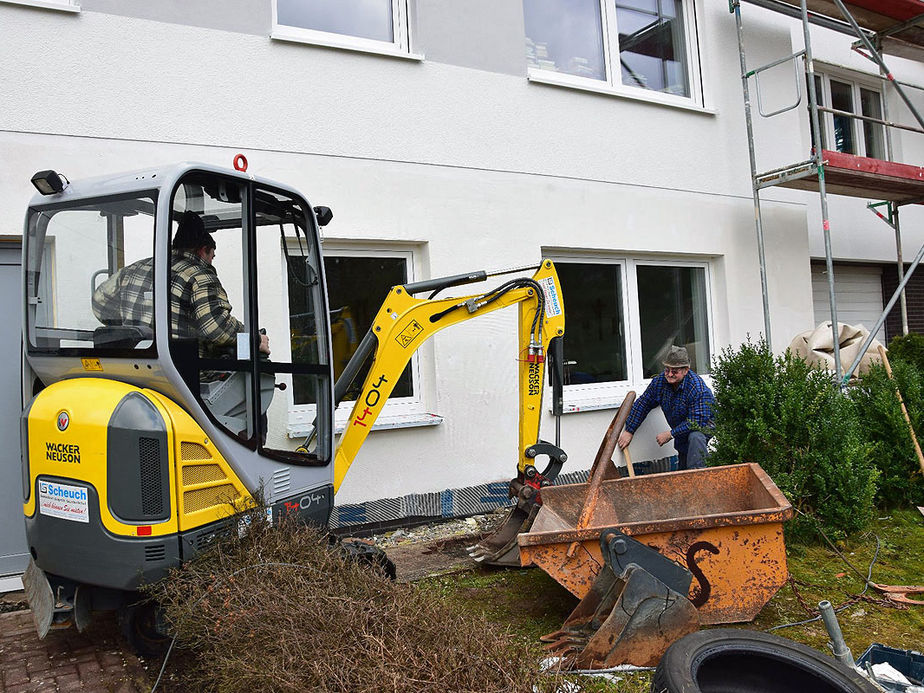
left=677, top=431, right=710, bottom=470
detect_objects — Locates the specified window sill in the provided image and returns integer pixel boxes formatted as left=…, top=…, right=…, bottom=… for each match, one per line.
left=271, top=30, right=424, bottom=62
left=527, top=69, right=716, bottom=116
left=562, top=396, right=623, bottom=414
left=561, top=374, right=714, bottom=414
left=288, top=412, right=443, bottom=438
left=0, top=0, right=79, bottom=12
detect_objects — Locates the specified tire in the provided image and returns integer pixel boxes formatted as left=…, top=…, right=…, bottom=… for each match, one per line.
left=650, top=629, right=878, bottom=693
left=118, top=597, right=170, bottom=658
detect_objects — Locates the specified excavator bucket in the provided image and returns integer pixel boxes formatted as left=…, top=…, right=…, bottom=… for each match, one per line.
left=469, top=390, right=634, bottom=567
left=542, top=531, right=699, bottom=669
left=467, top=478, right=541, bottom=566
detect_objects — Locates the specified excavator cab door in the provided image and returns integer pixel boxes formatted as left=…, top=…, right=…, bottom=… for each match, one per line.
left=166, top=171, right=335, bottom=465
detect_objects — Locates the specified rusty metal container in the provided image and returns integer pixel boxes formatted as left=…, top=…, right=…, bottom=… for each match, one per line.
left=518, top=463, right=793, bottom=624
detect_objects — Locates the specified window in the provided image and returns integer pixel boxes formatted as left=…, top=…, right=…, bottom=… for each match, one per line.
left=523, top=0, right=702, bottom=105
left=552, top=255, right=711, bottom=404
left=810, top=72, right=885, bottom=159
left=273, top=0, right=411, bottom=56
left=286, top=247, right=421, bottom=431
left=26, top=193, right=156, bottom=354
left=0, top=0, right=79, bottom=13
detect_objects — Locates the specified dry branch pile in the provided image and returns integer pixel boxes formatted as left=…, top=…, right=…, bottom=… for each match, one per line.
left=149, top=514, right=558, bottom=693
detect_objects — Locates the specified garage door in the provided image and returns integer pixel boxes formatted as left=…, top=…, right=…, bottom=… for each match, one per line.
left=812, top=263, right=886, bottom=343
left=0, top=243, right=25, bottom=591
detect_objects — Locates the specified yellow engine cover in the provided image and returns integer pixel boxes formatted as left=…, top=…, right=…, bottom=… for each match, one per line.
left=24, top=378, right=252, bottom=537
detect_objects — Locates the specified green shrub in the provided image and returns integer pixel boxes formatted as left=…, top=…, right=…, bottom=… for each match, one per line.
left=849, top=360, right=924, bottom=507
left=886, top=332, right=924, bottom=373
left=708, top=338, right=878, bottom=541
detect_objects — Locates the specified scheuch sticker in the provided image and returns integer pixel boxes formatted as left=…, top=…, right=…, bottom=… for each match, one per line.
left=539, top=277, right=563, bottom=318
left=38, top=480, right=89, bottom=523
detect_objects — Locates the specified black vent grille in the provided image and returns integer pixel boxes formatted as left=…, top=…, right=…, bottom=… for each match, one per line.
left=145, top=544, right=166, bottom=562
left=139, top=437, right=164, bottom=515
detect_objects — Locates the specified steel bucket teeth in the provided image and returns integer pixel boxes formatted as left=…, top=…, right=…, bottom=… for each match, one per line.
left=547, top=562, right=700, bottom=669
left=466, top=502, right=541, bottom=567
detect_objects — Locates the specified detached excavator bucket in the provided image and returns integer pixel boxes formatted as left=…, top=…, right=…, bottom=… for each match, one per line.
left=542, top=531, right=699, bottom=669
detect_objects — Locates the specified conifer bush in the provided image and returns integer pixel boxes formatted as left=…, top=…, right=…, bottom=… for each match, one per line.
left=708, top=338, right=878, bottom=540
left=885, top=332, right=924, bottom=373
left=849, top=358, right=924, bottom=507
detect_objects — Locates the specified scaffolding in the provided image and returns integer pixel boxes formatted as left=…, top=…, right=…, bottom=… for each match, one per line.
left=731, top=0, right=924, bottom=383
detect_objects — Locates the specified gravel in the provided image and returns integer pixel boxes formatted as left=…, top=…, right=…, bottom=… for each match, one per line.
left=369, top=509, right=508, bottom=548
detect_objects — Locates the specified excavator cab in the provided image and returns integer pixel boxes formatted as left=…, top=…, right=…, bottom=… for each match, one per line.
left=21, top=163, right=336, bottom=646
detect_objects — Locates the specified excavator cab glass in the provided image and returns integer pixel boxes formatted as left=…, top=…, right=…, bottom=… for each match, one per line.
left=26, top=193, right=157, bottom=354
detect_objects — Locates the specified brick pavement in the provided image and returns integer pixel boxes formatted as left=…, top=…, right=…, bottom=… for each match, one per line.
left=0, top=609, right=149, bottom=692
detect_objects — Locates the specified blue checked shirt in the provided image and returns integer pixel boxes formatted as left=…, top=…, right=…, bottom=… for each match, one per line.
left=624, top=371, right=715, bottom=453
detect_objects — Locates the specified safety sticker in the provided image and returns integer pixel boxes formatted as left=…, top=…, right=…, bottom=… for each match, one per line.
left=395, top=320, right=424, bottom=348
left=539, top=277, right=563, bottom=318
left=81, top=358, right=103, bottom=372
left=38, top=480, right=89, bottom=524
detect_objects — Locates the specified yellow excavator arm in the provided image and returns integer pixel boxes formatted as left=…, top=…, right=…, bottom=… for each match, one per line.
left=319, top=259, right=566, bottom=495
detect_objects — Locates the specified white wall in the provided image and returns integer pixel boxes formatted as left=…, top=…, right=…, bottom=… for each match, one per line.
left=0, top=3, right=823, bottom=504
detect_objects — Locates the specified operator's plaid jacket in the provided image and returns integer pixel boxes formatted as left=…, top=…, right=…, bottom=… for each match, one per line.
left=91, top=251, right=244, bottom=357
left=91, top=257, right=154, bottom=327
left=624, top=370, right=715, bottom=453
left=169, top=250, right=245, bottom=357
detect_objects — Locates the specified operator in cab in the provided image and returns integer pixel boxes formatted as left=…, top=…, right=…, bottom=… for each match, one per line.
left=616, top=345, right=714, bottom=470
left=92, top=211, right=270, bottom=358
left=169, top=210, right=269, bottom=358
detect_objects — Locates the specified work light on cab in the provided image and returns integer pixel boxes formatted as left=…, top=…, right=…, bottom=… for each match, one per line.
left=30, top=170, right=67, bottom=196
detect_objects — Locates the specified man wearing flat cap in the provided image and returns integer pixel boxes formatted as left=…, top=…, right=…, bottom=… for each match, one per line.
left=617, top=345, right=714, bottom=470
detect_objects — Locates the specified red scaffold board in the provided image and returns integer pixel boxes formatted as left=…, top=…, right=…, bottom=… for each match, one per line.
left=778, top=150, right=924, bottom=203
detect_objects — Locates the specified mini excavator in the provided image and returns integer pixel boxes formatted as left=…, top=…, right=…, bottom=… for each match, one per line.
left=19, top=160, right=566, bottom=653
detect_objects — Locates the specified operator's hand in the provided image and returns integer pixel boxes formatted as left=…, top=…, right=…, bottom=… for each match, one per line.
left=656, top=430, right=673, bottom=446
left=617, top=430, right=633, bottom=450
left=259, top=333, right=271, bottom=355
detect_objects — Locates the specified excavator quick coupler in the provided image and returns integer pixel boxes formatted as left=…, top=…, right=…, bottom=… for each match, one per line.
left=541, top=530, right=700, bottom=669
left=467, top=441, right=566, bottom=566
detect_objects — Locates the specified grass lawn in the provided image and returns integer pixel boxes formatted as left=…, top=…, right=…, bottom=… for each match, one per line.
left=415, top=509, right=924, bottom=692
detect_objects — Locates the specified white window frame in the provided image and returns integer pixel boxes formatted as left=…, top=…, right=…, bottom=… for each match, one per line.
left=549, top=252, right=714, bottom=412
left=525, top=0, right=706, bottom=110
left=812, top=65, right=887, bottom=159
left=285, top=243, right=436, bottom=437
left=271, top=0, right=421, bottom=61
left=0, top=0, right=79, bottom=12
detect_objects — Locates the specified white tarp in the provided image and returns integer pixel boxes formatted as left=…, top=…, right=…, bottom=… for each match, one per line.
left=788, top=322, right=883, bottom=377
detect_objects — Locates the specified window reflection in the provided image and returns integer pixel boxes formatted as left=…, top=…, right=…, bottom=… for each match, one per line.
left=524, top=0, right=606, bottom=81
left=287, top=254, right=413, bottom=404
left=556, top=262, right=628, bottom=384
left=277, top=0, right=394, bottom=43
left=616, top=0, right=689, bottom=96
left=861, top=87, right=885, bottom=159
left=637, top=265, right=709, bottom=377
left=831, top=79, right=856, bottom=154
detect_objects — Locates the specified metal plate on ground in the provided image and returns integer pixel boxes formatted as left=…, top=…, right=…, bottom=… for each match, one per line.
left=22, top=558, right=53, bottom=638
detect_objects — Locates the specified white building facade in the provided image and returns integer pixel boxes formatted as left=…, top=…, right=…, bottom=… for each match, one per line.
left=0, top=0, right=921, bottom=556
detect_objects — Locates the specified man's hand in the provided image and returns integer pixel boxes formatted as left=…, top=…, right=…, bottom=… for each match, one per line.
left=259, top=333, right=271, bottom=355
left=617, top=430, right=633, bottom=449
left=656, top=430, right=673, bottom=446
